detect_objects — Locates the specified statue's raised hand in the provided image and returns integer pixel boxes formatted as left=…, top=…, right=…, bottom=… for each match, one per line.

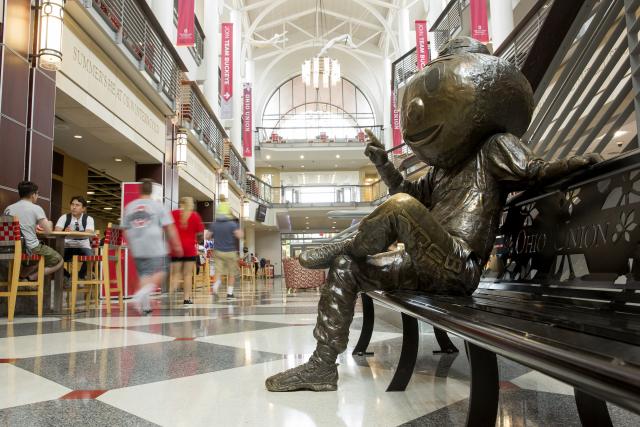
left=364, top=129, right=388, bottom=166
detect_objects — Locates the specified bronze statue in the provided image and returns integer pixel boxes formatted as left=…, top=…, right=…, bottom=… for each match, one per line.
left=265, top=37, right=601, bottom=392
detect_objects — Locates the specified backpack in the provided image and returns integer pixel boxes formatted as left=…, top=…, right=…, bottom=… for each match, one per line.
left=64, top=213, right=88, bottom=231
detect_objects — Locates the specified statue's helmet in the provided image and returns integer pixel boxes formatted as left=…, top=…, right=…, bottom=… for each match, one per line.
left=401, top=37, right=534, bottom=169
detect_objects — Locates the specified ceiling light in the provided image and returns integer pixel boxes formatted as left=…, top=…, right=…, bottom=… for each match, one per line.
left=306, top=227, right=309, bottom=229
left=73, top=135, right=83, bottom=139
left=114, top=157, right=123, bottom=162
left=614, top=130, right=628, bottom=138
left=103, top=207, right=113, bottom=210
left=334, top=164, right=338, bottom=168
left=300, top=155, right=304, bottom=159
left=266, top=155, right=271, bottom=160
left=176, top=128, right=188, bottom=166
left=336, top=154, right=340, bottom=159
left=86, top=191, right=95, bottom=195
left=268, top=164, right=272, bottom=167
left=305, top=216, right=309, bottom=219
left=301, top=165, right=305, bottom=168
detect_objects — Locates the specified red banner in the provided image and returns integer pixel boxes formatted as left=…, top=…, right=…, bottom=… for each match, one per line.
left=221, top=23, right=233, bottom=102
left=392, top=92, right=402, bottom=154
left=242, top=83, right=252, bottom=157
left=470, top=0, right=489, bottom=42
left=176, top=0, right=195, bottom=46
left=415, top=20, right=429, bottom=70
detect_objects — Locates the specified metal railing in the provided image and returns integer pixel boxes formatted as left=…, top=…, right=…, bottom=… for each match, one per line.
left=91, top=0, right=182, bottom=106
left=431, top=0, right=470, bottom=54
left=180, top=82, right=226, bottom=164
left=256, top=125, right=383, bottom=145
left=494, top=0, right=554, bottom=69
left=392, top=48, right=418, bottom=102
left=245, top=174, right=273, bottom=204
left=224, top=140, right=249, bottom=192
left=271, top=181, right=388, bottom=207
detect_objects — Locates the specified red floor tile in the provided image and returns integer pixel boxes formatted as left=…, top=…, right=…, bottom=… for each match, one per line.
left=0, top=359, right=17, bottom=363
left=174, top=337, right=196, bottom=341
left=60, top=390, right=108, bottom=400
left=500, top=381, right=521, bottom=391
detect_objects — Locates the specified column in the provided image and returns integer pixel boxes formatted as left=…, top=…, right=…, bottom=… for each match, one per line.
left=0, top=0, right=56, bottom=214
left=152, top=0, right=176, bottom=40
left=230, top=8, right=243, bottom=154
left=383, top=57, right=393, bottom=151
left=203, top=0, right=220, bottom=116
left=244, top=59, right=255, bottom=174
left=397, top=6, right=411, bottom=53
left=489, top=0, right=515, bottom=50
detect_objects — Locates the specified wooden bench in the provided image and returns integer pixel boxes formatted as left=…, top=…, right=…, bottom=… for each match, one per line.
left=353, top=152, right=640, bottom=426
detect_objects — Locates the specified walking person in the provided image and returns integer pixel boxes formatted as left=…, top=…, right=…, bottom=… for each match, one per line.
left=122, top=179, right=182, bottom=314
left=170, top=197, right=204, bottom=305
left=55, top=196, right=95, bottom=279
left=208, top=209, right=243, bottom=299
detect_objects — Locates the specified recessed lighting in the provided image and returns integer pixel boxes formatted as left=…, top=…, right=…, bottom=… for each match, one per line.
left=73, top=135, right=83, bottom=139
left=114, top=157, right=123, bottom=162
left=614, top=130, right=628, bottom=138
left=305, top=216, right=309, bottom=219
left=301, top=165, right=305, bottom=168
left=87, top=191, right=95, bottom=195
left=334, top=164, right=338, bottom=168
left=333, top=221, right=336, bottom=224
left=87, top=200, right=91, bottom=204
left=306, top=227, right=309, bottom=229
left=268, top=164, right=272, bottom=167
left=266, top=155, right=271, bottom=160
left=104, top=207, right=113, bottom=210
left=336, top=154, right=340, bottom=159
left=300, top=154, right=305, bottom=159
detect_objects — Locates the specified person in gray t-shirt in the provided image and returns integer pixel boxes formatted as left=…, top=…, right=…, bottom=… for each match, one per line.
left=121, top=179, right=182, bottom=314
left=3, top=181, right=63, bottom=280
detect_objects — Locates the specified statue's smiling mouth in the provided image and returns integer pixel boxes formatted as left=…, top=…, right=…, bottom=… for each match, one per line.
left=405, top=124, right=443, bottom=146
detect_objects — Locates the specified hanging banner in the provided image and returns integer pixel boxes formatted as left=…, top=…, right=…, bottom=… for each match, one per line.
left=415, top=20, right=429, bottom=70
left=220, top=22, right=233, bottom=119
left=470, top=0, right=489, bottom=42
left=176, top=0, right=195, bottom=46
left=242, top=83, right=252, bottom=157
left=392, top=91, right=402, bottom=154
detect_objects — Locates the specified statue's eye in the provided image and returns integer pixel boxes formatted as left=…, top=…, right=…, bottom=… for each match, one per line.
left=424, top=66, right=441, bottom=93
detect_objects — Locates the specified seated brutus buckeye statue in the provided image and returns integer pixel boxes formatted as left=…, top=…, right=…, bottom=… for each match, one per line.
left=265, top=37, right=601, bottom=392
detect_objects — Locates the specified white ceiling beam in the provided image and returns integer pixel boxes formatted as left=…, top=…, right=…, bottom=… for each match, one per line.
left=256, top=8, right=316, bottom=32
left=241, top=0, right=274, bottom=13
left=324, top=21, right=348, bottom=39
left=357, top=31, right=382, bottom=48
left=253, top=38, right=383, bottom=62
left=286, top=21, right=316, bottom=40
left=322, top=9, right=381, bottom=32
left=361, top=0, right=400, bottom=9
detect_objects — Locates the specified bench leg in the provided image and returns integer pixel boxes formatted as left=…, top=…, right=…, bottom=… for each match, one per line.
left=352, top=293, right=375, bottom=356
left=574, top=389, right=613, bottom=427
left=386, top=313, right=419, bottom=391
left=464, top=341, right=499, bottom=427
left=433, top=328, right=459, bottom=354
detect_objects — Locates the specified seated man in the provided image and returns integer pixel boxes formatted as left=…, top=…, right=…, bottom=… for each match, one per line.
left=3, top=181, right=63, bottom=280
left=55, top=196, right=95, bottom=279
left=265, top=37, right=601, bottom=392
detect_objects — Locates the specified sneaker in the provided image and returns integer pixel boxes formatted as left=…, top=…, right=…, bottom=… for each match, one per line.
left=142, top=309, right=153, bottom=316
left=226, top=294, right=235, bottom=299
left=265, top=358, right=338, bottom=392
left=183, top=299, right=194, bottom=305
left=299, top=239, right=354, bottom=269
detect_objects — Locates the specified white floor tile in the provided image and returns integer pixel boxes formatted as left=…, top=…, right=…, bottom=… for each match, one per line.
left=0, top=364, right=71, bottom=409
left=196, top=324, right=398, bottom=356
left=74, top=315, right=217, bottom=327
left=511, top=371, right=575, bottom=395
left=230, top=313, right=361, bottom=326
left=0, top=317, right=61, bottom=325
left=0, top=329, right=174, bottom=359
left=98, top=359, right=469, bottom=427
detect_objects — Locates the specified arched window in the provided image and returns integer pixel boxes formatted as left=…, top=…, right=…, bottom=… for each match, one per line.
left=261, top=75, right=376, bottom=143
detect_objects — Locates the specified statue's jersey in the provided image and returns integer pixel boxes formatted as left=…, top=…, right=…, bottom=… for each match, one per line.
left=400, top=133, right=546, bottom=265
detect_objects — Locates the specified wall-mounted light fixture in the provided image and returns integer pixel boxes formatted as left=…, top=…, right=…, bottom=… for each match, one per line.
left=219, top=178, right=229, bottom=199
left=242, top=199, right=250, bottom=220
left=37, top=0, right=66, bottom=71
left=176, top=128, right=187, bottom=166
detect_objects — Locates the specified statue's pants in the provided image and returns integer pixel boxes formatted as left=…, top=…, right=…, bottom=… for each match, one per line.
left=313, top=193, right=481, bottom=361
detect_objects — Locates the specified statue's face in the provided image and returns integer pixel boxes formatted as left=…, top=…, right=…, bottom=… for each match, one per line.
left=401, top=54, right=480, bottom=168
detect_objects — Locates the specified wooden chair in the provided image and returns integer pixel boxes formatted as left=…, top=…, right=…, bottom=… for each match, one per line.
left=102, top=224, right=124, bottom=314
left=0, top=216, right=45, bottom=321
left=240, top=263, right=256, bottom=292
left=192, top=256, right=210, bottom=298
left=69, top=234, right=102, bottom=314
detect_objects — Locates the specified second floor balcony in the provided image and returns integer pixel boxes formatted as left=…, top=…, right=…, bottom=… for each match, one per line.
left=256, top=125, right=383, bottom=147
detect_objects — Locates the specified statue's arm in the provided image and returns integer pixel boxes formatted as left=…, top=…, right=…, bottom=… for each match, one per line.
left=376, top=161, right=432, bottom=202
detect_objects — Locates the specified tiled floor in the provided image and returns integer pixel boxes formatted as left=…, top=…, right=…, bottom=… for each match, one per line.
left=0, top=278, right=638, bottom=426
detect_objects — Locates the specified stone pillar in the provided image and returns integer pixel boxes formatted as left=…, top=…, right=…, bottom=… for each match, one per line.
left=397, top=7, right=411, bottom=53
left=0, top=0, right=56, bottom=215
left=489, top=0, right=515, bottom=50
left=203, top=0, right=220, bottom=117
left=230, top=8, right=242, bottom=154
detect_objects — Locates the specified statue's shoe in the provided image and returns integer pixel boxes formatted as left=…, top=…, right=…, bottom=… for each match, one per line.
left=299, top=239, right=353, bottom=269
left=265, top=359, right=338, bottom=392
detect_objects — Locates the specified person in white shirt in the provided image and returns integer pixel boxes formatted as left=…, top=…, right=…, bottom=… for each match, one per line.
left=55, top=196, right=95, bottom=279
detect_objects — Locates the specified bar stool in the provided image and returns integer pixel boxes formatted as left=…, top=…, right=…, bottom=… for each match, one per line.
left=102, top=224, right=124, bottom=314
left=0, top=216, right=45, bottom=321
left=69, top=234, right=102, bottom=314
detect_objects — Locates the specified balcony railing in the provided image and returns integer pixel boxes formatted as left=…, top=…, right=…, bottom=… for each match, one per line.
left=257, top=125, right=383, bottom=146
left=91, top=0, right=183, bottom=107
left=431, top=0, right=470, bottom=54
left=180, top=82, right=226, bottom=164
left=224, top=140, right=249, bottom=193
left=245, top=174, right=273, bottom=204
left=271, top=182, right=389, bottom=207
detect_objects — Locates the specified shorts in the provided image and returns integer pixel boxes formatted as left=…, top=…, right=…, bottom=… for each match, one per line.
left=29, top=244, right=63, bottom=268
left=214, top=250, right=239, bottom=277
left=134, top=257, right=169, bottom=278
left=171, top=256, right=198, bottom=262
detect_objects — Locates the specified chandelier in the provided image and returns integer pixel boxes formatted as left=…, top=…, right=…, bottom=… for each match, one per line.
left=301, top=56, right=340, bottom=89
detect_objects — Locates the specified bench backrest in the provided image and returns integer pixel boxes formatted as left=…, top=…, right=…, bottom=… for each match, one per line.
left=481, top=152, right=640, bottom=312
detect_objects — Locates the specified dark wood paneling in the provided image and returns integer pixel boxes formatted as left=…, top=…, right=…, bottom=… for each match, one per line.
left=50, top=178, right=62, bottom=221
left=52, top=151, right=64, bottom=176
left=29, top=132, right=53, bottom=200
left=135, top=163, right=163, bottom=183
left=0, top=117, right=27, bottom=188
left=1, top=47, right=29, bottom=124
left=3, top=0, right=32, bottom=58
left=0, top=187, right=18, bottom=211
left=31, top=69, right=56, bottom=137
left=197, top=200, right=214, bottom=222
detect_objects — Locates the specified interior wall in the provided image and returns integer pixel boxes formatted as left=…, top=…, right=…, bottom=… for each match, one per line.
left=51, top=150, right=90, bottom=228
left=256, top=229, right=282, bottom=276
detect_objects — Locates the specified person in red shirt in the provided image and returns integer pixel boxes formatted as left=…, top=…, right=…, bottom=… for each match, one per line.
left=170, top=197, right=204, bottom=305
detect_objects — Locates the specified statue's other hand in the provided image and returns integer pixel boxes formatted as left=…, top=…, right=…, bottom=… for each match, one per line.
left=364, top=129, right=388, bottom=166
left=568, top=153, right=604, bottom=169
